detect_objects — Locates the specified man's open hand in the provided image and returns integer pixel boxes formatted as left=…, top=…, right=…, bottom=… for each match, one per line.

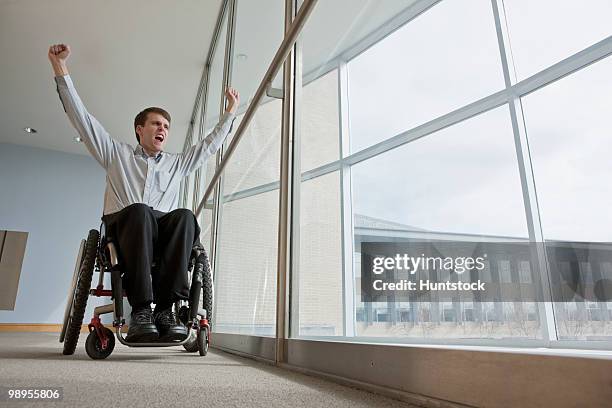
left=48, top=44, right=70, bottom=76
left=225, top=87, right=240, bottom=114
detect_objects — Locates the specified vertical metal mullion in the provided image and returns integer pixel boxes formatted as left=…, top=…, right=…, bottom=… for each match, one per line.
left=275, top=0, right=297, bottom=364
left=289, top=10, right=303, bottom=340
left=492, top=0, right=557, bottom=342
left=338, top=60, right=355, bottom=337
left=211, top=0, right=237, bottom=276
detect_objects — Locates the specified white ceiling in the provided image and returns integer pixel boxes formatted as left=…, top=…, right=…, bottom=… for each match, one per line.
left=0, top=0, right=420, bottom=156
left=0, top=0, right=222, bottom=155
left=300, top=0, right=419, bottom=77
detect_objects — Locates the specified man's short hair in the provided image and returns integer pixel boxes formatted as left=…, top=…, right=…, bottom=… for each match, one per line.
left=134, top=107, right=171, bottom=143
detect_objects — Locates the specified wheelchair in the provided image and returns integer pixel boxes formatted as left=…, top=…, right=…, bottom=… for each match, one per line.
left=59, top=226, right=213, bottom=360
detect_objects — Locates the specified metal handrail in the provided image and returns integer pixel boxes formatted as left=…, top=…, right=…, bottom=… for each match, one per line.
left=195, top=0, right=318, bottom=218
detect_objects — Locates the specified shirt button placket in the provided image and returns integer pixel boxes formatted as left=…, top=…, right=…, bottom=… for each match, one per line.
left=143, top=157, right=154, bottom=203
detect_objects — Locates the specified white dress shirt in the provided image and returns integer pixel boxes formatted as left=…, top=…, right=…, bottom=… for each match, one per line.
left=55, top=74, right=235, bottom=215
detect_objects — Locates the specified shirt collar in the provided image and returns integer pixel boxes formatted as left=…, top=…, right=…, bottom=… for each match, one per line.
left=134, top=144, right=163, bottom=162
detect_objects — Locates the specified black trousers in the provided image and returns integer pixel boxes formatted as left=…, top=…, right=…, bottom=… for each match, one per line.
left=102, top=203, right=200, bottom=309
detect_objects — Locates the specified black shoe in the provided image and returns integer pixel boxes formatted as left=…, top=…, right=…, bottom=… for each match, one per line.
left=154, top=307, right=188, bottom=342
left=126, top=306, right=159, bottom=343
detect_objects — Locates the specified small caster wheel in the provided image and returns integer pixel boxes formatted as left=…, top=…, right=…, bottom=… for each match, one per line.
left=85, top=327, right=115, bottom=360
left=183, top=330, right=198, bottom=353
left=197, top=326, right=209, bottom=356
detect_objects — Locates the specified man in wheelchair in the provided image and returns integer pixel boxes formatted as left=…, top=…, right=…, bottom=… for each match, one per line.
left=49, top=44, right=239, bottom=343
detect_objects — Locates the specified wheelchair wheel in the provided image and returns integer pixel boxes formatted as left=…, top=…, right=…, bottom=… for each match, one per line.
left=62, top=229, right=99, bottom=355
left=182, top=330, right=198, bottom=352
left=85, top=327, right=115, bottom=360
left=60, top=239, right=85, bottom=343
left=197, top=326, right=209, bottom=356
left=199, top=252, right=213, bottom=324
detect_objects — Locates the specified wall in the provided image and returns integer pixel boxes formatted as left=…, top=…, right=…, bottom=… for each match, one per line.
left=0, top=142, right=106, bottom=323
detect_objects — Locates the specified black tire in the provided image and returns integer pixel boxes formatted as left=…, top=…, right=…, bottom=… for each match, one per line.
left=60, top=239, right=86, bottom=343
left=199, top=252, right=213, bottom=324
left=85, top=327, right=115, bottom=360
left=182, top=330, right=198, bottom=352
left=62, top=229, right=99, bottom=356
left=197, top=326, right=209, bottom=356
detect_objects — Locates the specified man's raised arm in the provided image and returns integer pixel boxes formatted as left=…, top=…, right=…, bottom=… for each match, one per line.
left=49, top=44, right=114, bottom=169
left=178, top=87, right=240, bottom=176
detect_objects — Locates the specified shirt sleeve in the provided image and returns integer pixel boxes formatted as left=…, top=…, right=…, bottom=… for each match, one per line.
left=177, top=111, right=236, bottom=176
left=55, top=75, right=115, bottom=169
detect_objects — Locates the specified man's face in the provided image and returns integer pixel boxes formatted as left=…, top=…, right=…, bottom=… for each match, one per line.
left=137, top=113, right=169, bottom=155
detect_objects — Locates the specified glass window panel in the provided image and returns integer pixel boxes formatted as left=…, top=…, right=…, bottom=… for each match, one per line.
left=203, top=8, right=228, bottom=135
left=503, top=0, right=612, bottom=81
left=522, top=56, right=612, bottom=243
left=198, top=158, right=217, bottom=255
left=220, top=0, right=284, bottom=193
left=295, top=172, right=343, bottom=337
left=348, top=0, right=504, bottom=153
left=301, top=70, right=340, bottom=172
left=214, top=190, right=279, bottom=336
left=222, top=99, right=282, bottom=193
left=294, top=0, right=411, bottom=338
left=199, top=207, right=213, bottom=256
left=231, top=0, right=284, bottom=111
left=352, top=107, right=541, bottom=340
left=209, top=0, right=283, bottom=336
left=352, top=106, right=527, bottom=238
left=522, top=56, right=612, bottom=341
left=300, top=1, right=437, bottom=169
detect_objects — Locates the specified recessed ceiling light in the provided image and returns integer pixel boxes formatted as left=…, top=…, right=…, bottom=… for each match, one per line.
left=74, top=136, right=82, bottom=143
left=23, top=127, right=37, bottom=134
left=236, top=53, right=248, bottom=61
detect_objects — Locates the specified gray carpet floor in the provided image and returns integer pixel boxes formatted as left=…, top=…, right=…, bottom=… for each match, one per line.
left=0, top=332, right=416, bottom=408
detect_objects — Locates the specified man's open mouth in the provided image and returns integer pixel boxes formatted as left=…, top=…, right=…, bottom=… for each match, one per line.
left=155, top=136, right=164, bottom=142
